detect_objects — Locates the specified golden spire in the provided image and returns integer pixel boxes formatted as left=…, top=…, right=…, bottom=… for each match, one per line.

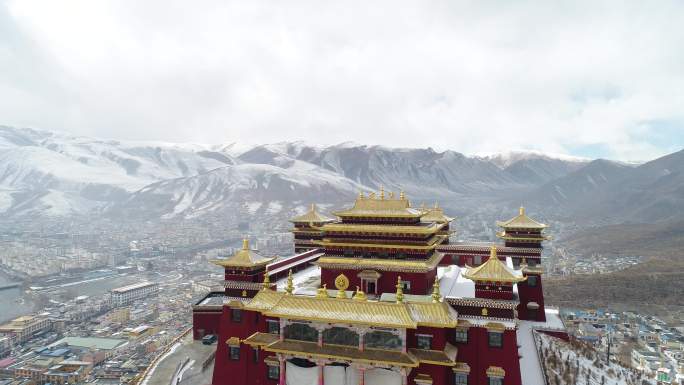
left=262, top=266, right=271, bottom=290
left=434, top=202, right=439, bottom=209
left=316, top=284, right=329, bottom=298
left=388, top=191, right=395, bottom=199
left=336, top=287, right=347, bottom=299
left=311, top=203, right=316, bottom=211
left=242, top=238, right=249, bottom=250
left=285, top=269, right=294, bottom=295
left=519, top=206, right=525, bottom=216
left=490, top=245, right=497, bottom=260
left=352, top=286, right=367, bottom=301
left=359, top=191, right=364, bottom=199
left=431, top=279, right=441, bottom=303
left=395, top=276, right=404, bottom=303
left=521, top=257, right=527, bottom=267
left=380, top=186, right=385, bottom=200
left=399, top=190, right=405, bottom=200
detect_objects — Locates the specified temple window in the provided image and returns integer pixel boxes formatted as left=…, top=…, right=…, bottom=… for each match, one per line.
left=400, top=280, right=411, bottom=292
left=229, top=346, right=240, bottom=360
left=455, top=373, right=468, bottom=385
left=488, top=378, right=503, bottom=385
left=416, top=334, right=433, bottom=350
left=454, top=328, right=468, bottom=344
left=267, top=365, right=279, bottom=380
left=364, top=330, right=402, bottom=350
left=527, top=276, right=538, bottom=287
left=488, top=331, right=503, bottom=348
left=322, top=327, right=359, bottom=347
left=231, top=309, right=242, bottom=323
left=284, top=322, right=318, bottom=342
left=267, top=320, right=280, bottom=335
left=253, top=348, right=259, bottom=362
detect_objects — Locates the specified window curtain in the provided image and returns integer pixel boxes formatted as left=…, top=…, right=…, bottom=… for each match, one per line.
left=286, top=361, right=319, bottom=385
left=365, top=368, right=401, bottom=385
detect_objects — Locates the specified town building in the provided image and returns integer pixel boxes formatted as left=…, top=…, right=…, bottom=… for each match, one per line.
left=110, top=282, right=159, bottom=307
left=192, top=190, right=567, bottom=385
left=0, top=315, right=51, bottom=344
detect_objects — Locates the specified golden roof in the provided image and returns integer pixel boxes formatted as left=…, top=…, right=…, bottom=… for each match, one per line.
left=407, top=301, right=458, bottom=328
left=321, top=222, right=445, bottom=235
left=420, top=204, right=454, bottom=224
left=290, top=204, right=334, bottom=223
left=316, top=251, right=444, bottom=273
left=315, top=235, right=445, bottom=251
left=264, top=339, right=418, bottom=367
left=210, top=239, right=275, bottom=269
left=496, top=206, right=547, bottom=229
left=462, top=247, right=526, bottom=283
left=244, top=287, right=459, bottom=329
left=496, top=231, right=550, bottom=241
left=333, top=190, right=423, bottom=218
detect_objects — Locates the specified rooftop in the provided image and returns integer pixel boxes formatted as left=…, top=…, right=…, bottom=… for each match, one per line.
left=332, top=189, right=424, bottom=218
left=462, top=247, right=526, bottom=283
left=111, top=281, right=157, bottom=293
left=290, top=203, right=334, bottom=223
left=49, top=336, right=127, bottom=351
left=211, top=238, right=276, bottom=269
left=496, top=206, right=547, bottom=229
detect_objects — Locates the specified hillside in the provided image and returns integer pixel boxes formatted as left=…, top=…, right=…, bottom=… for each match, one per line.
left=544, top=257, right=684, bottom=316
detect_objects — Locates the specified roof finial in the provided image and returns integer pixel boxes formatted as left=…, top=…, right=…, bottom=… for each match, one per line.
left=519, top=206, right=525, bottom=216
left=359, top=191, right=364, bottom=199
left=242, top=238, right=249, bottom=250
left=388, top=191, right=395, bottom=199
left=285, top=269, right=294, bottom=295
left=316, top=284, right=329, bottom=298
left=431, top=279, right=441, bottom=303
left=395, top=276, right=404, bottom=303
left=353, top=286, right=367, bottom=301
left=262, top=266, right=271, bottom=290
left=311, top=203, right=316, bottom=212
left=400, top=190, right=406, bottom=200
left=380, top=186, right=385, bottom=200
left=434, top=202, right=439, bottom=209
left=490, top=246, right=497, bottom=260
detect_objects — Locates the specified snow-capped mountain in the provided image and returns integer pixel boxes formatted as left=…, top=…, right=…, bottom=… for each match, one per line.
left=2, top=125, right=660, bottom=222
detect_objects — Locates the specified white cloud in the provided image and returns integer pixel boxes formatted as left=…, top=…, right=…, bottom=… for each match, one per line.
left=1, top=0, right=683, bottom=160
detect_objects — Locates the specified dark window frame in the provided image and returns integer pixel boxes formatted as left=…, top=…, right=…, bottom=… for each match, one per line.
left=454, top=328, right=468, bottom=344
left=267, top=365, right=279, bottom=380
left=267, top=320, right=280, bottom=335
left=231, top=309, right=242, bottom=323
left=488, top=331, right=503, bottom=348
left=229, top=346, right=240, bottom=360
left=415, top=334, right=433, bottom=350
left=455, top=373, right=468, bottom=385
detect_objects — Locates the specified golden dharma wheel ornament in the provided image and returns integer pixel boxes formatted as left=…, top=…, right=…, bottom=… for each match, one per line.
left=334, top=274, right=350, bottom=291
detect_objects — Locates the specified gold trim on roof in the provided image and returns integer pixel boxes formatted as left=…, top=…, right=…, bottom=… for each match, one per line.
left=496, top=231, right=551, bottom=242
left=242, top=332, right=279, bottom=347
left=496, top=206, right=547, bottom=229
left=316, top=252, right=444, bottom=273
left=414, top=374, right=433, bottom=384
left=333, top=191, right=422, bottom=218
left=211, top=238, right=276, bottom=269
left=290, top=203, right=334, bottom=223
left=462, top=247, right=526, bottom=283
left=243, top=288, right=459, bottom=329
left=264, top=339, right=418, bottom=367
left=316, top=235, right=446, bottom=251
left=226, top=337, right=241, bottom=346
left=321, top=222, right=445, bottom=235
left=420, top=205, right=454, bottom=224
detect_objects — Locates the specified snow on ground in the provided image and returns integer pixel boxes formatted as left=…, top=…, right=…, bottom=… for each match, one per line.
left=438, top=265, right=475, bottom=298
left=536, top=332, right=652, bottom=385
left=276, top=265, right=321, bottom=292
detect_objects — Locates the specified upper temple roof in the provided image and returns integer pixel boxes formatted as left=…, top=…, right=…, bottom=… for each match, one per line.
left=210, top=239, right=275, bottom=269
left=420, top=204, right=455, bottom=223
left=290, top=204, right=334, bottom=224
left=496, top=206, right=547, bottom=229
left=332, top=189, right=423, bottom=218
left=462, top=247, right=526, bottom=283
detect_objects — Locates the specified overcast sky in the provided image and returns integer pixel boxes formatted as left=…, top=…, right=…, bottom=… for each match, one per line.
left=1, top=0, right=683, bottom=160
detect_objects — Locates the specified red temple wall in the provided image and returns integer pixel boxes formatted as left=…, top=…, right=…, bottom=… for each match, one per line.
left=454, top=327, right=522, bottom=385
left=409, top=364, right=453, bottom=385
left=212, top=307, right=264, bottom=385
left=192, top=310, right=222, bottom=340
left=517, top=272, right=546, bottom=322
left=321, top=268, right=437, bottom=295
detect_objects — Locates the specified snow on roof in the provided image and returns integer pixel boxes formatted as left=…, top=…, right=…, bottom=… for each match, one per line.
left=438, top=265, right=475, bottom=298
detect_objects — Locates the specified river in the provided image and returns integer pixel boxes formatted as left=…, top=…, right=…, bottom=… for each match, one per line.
left=0, top=270, right=141, bottom=323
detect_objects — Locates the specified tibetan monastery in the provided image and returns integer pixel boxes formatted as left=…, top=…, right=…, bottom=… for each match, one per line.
left=192, top=190, right=567, bottom=385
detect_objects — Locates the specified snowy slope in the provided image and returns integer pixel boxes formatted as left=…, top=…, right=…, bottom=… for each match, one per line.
left=537, top=332, right=653, bottom=385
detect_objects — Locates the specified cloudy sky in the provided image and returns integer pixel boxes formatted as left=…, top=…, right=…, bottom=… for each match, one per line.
left=1, top=0, right=683, bottom=160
